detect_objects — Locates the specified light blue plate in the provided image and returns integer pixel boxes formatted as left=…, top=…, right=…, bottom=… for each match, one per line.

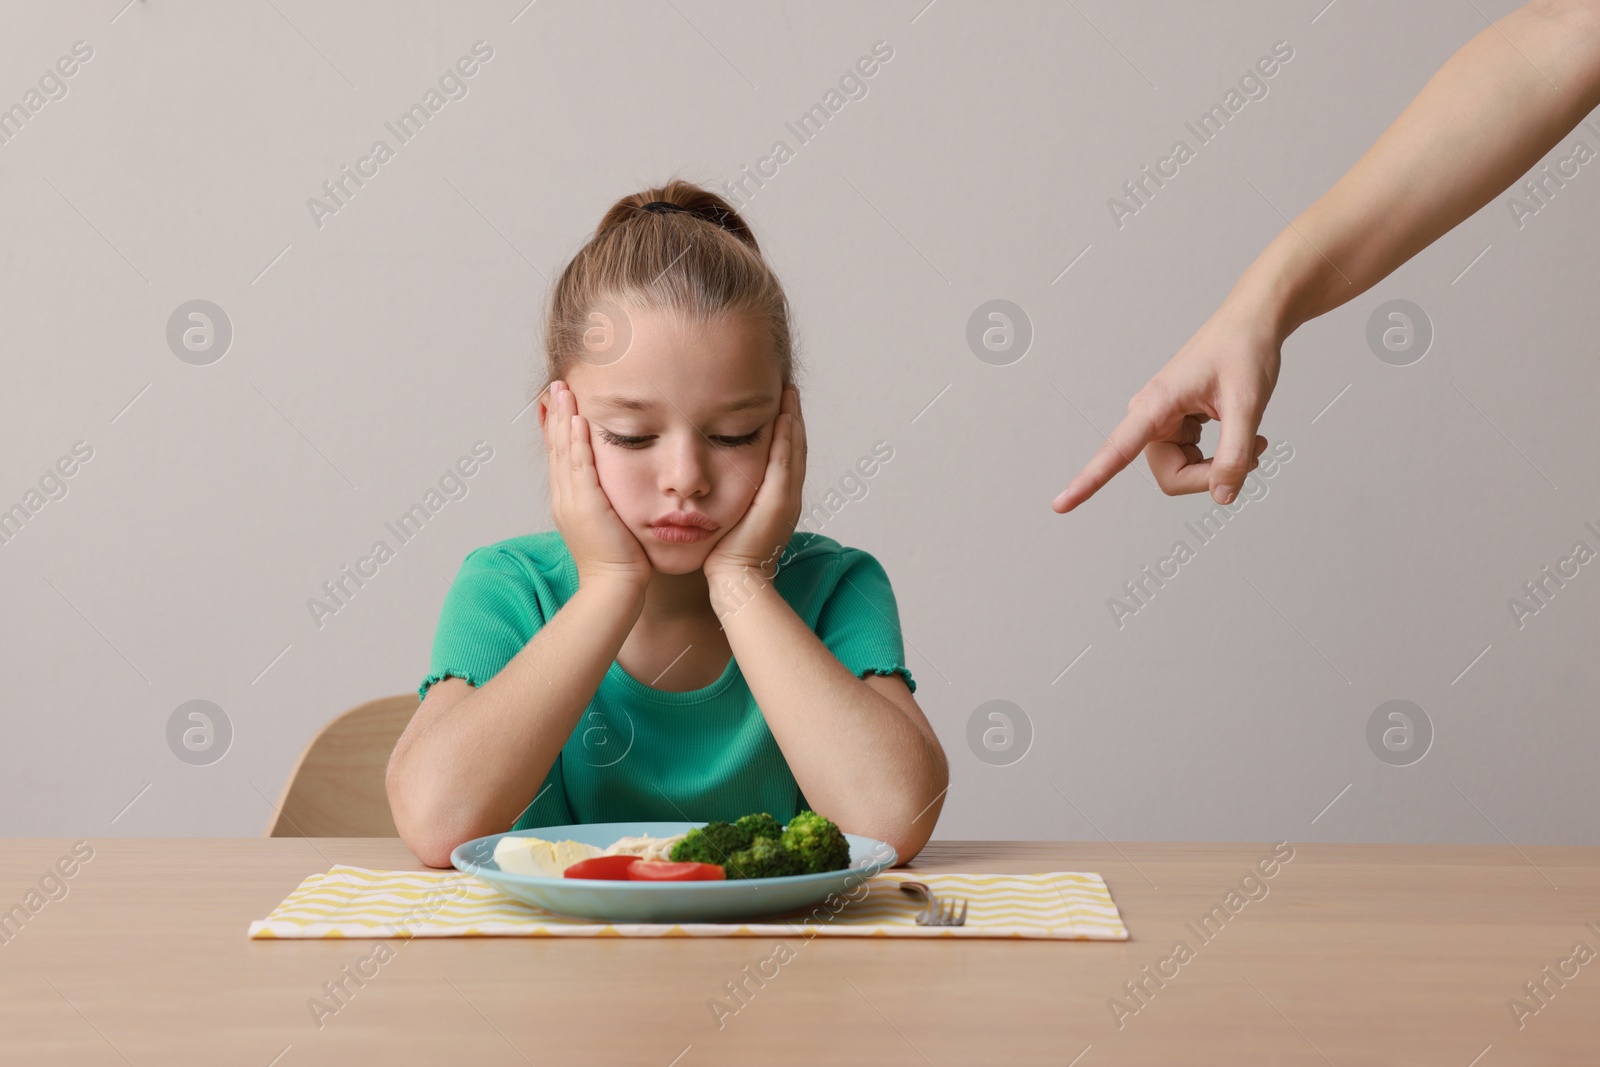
left=451, top=821, right=897, bottom=924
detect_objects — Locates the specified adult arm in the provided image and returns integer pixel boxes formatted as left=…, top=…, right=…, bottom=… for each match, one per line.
left=1054, top=0, right=1600, bottom=512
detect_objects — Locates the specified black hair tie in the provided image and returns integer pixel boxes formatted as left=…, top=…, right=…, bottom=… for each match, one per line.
left=639, top=200, right=735, bottom=232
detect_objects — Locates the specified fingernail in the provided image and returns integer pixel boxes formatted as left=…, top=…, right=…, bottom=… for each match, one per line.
left=1216, top=486, right=1236, bottom=504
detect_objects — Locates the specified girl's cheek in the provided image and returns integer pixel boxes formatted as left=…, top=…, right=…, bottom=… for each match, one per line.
left=590, top=451, right=634, bottom=502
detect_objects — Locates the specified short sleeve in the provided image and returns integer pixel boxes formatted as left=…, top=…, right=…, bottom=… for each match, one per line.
left=813, top=549, right=917, bottom=694
left=418, top=546, right=546, bottom=702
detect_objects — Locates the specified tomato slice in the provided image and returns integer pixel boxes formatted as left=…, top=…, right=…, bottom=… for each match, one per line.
left=563, top=855, right=642, bottom=880
left=628, top=860, right=727, bottom=882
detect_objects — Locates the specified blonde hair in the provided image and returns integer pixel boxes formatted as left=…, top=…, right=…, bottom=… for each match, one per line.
left=540, top=176, right=798, bottom=392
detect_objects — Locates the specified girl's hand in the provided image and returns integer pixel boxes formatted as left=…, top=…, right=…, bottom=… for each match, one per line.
left=541, top=380, right=653, bottom=590
left=704, top=384, right=806, bottom=583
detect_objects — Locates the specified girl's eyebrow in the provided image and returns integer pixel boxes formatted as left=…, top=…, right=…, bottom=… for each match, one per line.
left=589, top=393, right=775, bottom=413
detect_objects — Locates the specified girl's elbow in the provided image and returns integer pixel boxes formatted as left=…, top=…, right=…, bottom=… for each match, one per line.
left=886, top=833, right=929, bottom=867
left=892, top=752, right=948, bottom=864
left=882, top=808, right=940, bottom=866
left=391, top=805, right=455, bottom=868
left=408, top=839, right=458, bottom=869
left=398, top=816, right=469, bottom=869
left=388, top=775, right=469, bottom=868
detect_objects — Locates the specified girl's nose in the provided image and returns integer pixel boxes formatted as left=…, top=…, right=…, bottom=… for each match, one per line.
left=660, top=435, right=712, bottom=498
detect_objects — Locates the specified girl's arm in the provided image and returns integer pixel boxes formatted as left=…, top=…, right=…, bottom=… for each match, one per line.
left=1056, top=0, right=1600, bottom=512
left=390, top=381, right=654, bottom=867
left=708, top=572, right=949, bottom=865
left=387, top=576, right=646, bottom=867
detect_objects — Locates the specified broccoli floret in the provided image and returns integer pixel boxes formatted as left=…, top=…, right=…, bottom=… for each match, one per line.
left=734, top=812, right=782, bottom=841
left=723, top=835, right=803, bottom=880
left=670, top=821, right=751, bottom=865
left=671, top=812, right=850, bottom=878
left=780, top=810, right=851, bottom=874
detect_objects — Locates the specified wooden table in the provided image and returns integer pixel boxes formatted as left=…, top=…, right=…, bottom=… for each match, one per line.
left=2, top=838, right=1596, bottom=1065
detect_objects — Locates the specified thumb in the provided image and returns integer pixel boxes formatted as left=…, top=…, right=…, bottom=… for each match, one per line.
left=1208, top=395, right=1265, bottom=504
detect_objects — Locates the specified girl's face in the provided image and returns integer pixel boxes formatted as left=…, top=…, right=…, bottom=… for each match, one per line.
left=562, top=305, right=783, bottom=576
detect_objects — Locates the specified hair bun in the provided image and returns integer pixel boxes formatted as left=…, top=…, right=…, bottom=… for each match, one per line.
left=595, top=179, right=758, bottom=252
left=638, top=200, right=738, bottom=234
left=542, top=175, right=796, bottom=399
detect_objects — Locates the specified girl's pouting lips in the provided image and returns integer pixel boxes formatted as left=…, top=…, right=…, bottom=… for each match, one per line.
left=649, top=509, right=718, bottom=543
left=649, top=524, right=714, bottom=544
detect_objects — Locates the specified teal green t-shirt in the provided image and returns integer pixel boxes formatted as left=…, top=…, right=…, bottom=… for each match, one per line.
left=418, top=530, right=916, bottom=832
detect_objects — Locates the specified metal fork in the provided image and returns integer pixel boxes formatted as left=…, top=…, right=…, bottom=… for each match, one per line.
left=898, top=880, right=968, bottom=926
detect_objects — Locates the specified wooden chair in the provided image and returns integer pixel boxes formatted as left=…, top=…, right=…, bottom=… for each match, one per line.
left=264, top=693, right=419, bottom=837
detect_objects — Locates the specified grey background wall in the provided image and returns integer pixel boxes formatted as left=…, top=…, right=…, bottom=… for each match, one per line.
left=4, top=0, right=1595, bottom=847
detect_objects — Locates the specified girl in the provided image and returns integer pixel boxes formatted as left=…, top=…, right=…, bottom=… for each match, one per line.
left=387, top=179, right=948, bottom=869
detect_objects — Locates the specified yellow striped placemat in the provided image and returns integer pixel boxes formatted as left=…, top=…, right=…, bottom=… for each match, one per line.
left=247, top=865, right=1128, bottom=940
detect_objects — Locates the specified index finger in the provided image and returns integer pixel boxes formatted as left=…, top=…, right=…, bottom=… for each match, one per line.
left=1051, top=404, right=1162, bottom=513
left=544, top=383, right=568, bottom=463
left=787, top=385, right=806, bottom=466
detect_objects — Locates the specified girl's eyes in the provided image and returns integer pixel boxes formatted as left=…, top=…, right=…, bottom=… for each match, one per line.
left=598, top=428, right=763, bottom=450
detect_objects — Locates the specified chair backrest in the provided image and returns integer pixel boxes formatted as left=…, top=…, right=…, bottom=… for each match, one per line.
left=265, top=693, right=419, bottom=837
